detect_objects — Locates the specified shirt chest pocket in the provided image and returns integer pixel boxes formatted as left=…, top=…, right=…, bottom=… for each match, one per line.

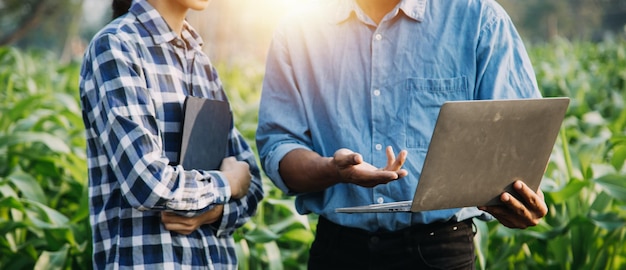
left=404, top=76, right=469, bottom=149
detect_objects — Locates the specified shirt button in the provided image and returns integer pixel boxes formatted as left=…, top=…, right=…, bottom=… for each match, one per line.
left=377, top=197, right=384, bottom=204
left=375, top=144, right=382, bottom=151
left=373, top=89, right=381, bottom=96
left=374, top=33, right=382, bottom=41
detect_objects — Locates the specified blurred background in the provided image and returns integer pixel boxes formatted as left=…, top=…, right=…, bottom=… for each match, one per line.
left=2, top=0, right=626, bottom=65
left=1, top=0, right=314, bottom=65
left=1, top=0, right=626, bottom=269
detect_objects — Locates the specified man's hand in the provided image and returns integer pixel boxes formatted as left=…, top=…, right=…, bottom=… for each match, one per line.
left=161, top=204, right=224, bottom=235
left=332, top=146, right=408, bottom=188
left=479, top=180, right=548, bottom=229
left=220, top=157, right=251, bottom=199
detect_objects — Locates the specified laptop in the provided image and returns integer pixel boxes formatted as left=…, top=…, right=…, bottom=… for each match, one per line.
left=179, top=96, right=232, bottom=170
left=335, top=97, right=570, bottom=213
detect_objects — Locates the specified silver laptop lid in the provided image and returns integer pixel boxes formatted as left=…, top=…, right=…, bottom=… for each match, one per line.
left=410, top=97, right=569, bottom=212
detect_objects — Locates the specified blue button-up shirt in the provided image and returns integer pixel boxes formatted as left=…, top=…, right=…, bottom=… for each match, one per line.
left=79, top=1, right=263, bottom=268
left=257, top=0, right=540, bottom=232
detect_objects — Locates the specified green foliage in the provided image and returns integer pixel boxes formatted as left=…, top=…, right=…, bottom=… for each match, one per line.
left=2, top=39, right=626, bottom=269
left=0, top=47, right=90, bottom=269
left=474, top=39, right=626, bottom=270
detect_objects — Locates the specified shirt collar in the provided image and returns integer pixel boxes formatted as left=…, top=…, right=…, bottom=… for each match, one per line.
left=129, top=1, right=204, bottom=49
left=332, top=0, right=427, bottom=24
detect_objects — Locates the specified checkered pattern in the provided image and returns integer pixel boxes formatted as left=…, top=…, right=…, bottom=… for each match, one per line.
left=79, top=1, right=263, bottom=269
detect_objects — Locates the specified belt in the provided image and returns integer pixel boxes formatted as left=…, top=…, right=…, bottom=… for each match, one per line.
left=317, top=215, right=473, bottom=241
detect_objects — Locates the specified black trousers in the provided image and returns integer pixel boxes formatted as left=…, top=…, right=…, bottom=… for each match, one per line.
left=308, top=216, right=476, bottom=270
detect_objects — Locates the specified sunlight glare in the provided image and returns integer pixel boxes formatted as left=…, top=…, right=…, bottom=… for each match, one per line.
left=254, top=0, right=316, bottom=21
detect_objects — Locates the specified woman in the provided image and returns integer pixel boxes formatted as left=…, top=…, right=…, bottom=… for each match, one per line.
left=79, top=0, right=263, bottom=269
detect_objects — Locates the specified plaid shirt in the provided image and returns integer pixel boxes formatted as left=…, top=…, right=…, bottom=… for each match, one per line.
left=79, top=1, right=263, bottom=269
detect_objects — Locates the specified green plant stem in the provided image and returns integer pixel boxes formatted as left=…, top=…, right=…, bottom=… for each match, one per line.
left=559, top=128, right=573, bottom=181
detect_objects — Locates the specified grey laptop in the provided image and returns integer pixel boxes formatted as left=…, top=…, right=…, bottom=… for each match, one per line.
left=336, top=97, right=570, bottom=213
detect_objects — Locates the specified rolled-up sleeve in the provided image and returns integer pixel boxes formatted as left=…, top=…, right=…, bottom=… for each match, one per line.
left=256, top=28, right=313, bottom=195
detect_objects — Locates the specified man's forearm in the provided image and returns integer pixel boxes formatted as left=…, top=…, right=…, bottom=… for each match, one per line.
left=279, top=149, right=340, bottom=193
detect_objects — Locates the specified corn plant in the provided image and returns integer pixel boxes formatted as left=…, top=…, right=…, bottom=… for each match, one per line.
left=475, top=39, right=626, bottom=270
left=0, top=47, right=91, bottom=269
left=2, top=38, right=626, bottom=270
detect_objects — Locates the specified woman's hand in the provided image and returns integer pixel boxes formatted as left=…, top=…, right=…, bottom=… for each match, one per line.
left=161, top=204, right=224, bottom=235
left=220, top=157, right=251, bottom=199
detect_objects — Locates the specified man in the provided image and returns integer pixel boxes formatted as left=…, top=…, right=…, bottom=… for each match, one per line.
left=256, top=0, right=547, bottom=269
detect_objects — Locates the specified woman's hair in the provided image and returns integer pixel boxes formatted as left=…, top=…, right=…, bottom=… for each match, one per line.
left=112, top=0, right=133, bottom=19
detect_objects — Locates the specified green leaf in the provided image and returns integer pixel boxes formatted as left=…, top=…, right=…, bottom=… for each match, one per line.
left=0, top=132, right=70, bottom=153
left=0, top=220, right=29, bottom=236
left=545, top=178, right=588, bottom=204
left=24, top=200, right=70, bottom=229
left=610, top=144, right=626, bottom=171
left=279, top=228, right=314, bottom=244
left=69, top=184, right=90, bottom=223
left=235, top=239, right=251, bottom=270
left=52, top=93, right=81, bottom=113
left=268, top=215, right=308, bottom=234
left=264, top=198, right=310, bottom=230
left=45, top=228, right=76, bottom=250
left=262, top=241, right=283, bottom=270
left=34, top=244, right=68, bottom=270
left=244, top=226, right=280, bottom=243
left=0, top=195, right=24, bottom=210
left=589, top=192, right=614, bottom=212
left=515, top=222, right=565, bottom=241
left=567, top=215, right=597, bottom=266
left=588, top=212, right=626, bottom=231
left=473, top=220, right=489, bottom=270
left=594, top=174, right=626, bottom=200
left=8, top=171, right=47, bottom=204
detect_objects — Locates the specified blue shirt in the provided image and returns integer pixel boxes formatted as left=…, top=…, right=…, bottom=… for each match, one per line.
left=256, top=0, right=540, bottom=232
left=79, top=1, right=263, bottom=269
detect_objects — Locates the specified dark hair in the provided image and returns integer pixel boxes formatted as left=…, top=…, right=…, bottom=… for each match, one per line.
left=112, top=0, right=132, bottom=19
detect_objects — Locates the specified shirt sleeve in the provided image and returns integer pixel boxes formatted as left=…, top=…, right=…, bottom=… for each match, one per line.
left=474, top=4, right=542, bottom=100
left=212, top=128, right=264, bottom=236
left=82, top=33, right=231, bottom=214
left=255, top=27, right=314, bottom=195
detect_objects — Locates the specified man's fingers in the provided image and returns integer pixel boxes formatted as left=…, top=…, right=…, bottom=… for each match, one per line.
left=385, top=147, right=408, bottom=172
left=478, top=205, right=523, bottom=229
left=396, top=169, right=409, bottom=178
left=352, top=153, right=363, bottom=165
left=385, top=146, right=396, bottom=169
left=335, top=149, right=362, bottom=167
left=479, top=185, right=544, bottom=229
left=395, top=150, right=407, bottom=167
left=333, top=147, right=410, bottom=187
left=356, top=171, right=403, bottom=187
left=513, top=180, right=548, bottom=217
left=500, top=192, right=531, bottom=219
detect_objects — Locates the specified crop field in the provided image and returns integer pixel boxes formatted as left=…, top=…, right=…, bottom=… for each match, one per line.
left=1, top=39, right=625, bottom=269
